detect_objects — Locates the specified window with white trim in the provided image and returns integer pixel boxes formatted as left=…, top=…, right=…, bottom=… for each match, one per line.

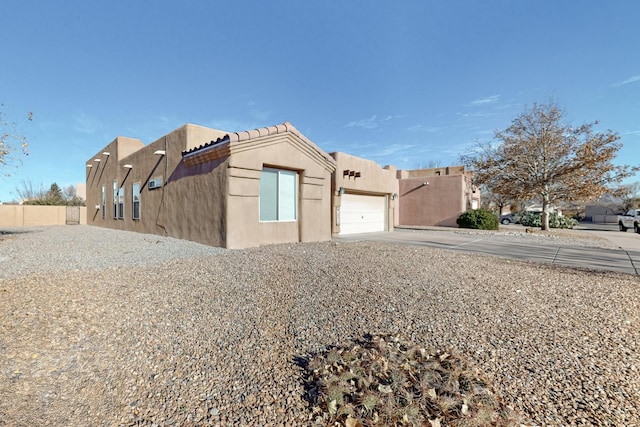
left=113, top=181, right=118, bottom=219
left=259, top=168, right=297, bottom=222
left=101, top=184, right=106, bottom=219
left=132, top=183, right=140, bottom=220
left=117, top=187, right=124, bottom=219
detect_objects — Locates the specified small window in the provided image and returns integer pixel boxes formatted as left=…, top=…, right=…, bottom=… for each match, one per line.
left=117, top=187, right=124, bottom=219
left=101, top=184, right=106, bottom=219
left=259, top=168, right=297, bottom=222
left=113, top=181, right=118, bottom=219
left=132, top=183, right=140, bottom=220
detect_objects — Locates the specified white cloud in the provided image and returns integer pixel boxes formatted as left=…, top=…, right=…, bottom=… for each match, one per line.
left=72, top=112, right=102, bottom=134
left=369, top=143, right=415, bottom=157
left=344, top=115, right=392, bottom=130
left=204, top=118, right=258, bottom=133
left=469, top=95, right=500, bottom=106
left=611, top=75, right=640, bottom=87
left=406, top=124, right=441, bottom=133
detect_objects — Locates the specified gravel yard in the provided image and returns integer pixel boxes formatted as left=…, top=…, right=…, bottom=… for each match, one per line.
left=1, top=226, right=639, bottom=426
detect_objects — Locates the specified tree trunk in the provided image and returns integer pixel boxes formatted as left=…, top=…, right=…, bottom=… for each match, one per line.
left=541, top=197, right=550, bottom=231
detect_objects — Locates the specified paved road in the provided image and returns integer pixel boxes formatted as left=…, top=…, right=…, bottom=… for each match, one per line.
left=334, top=225, right=640, bottom=276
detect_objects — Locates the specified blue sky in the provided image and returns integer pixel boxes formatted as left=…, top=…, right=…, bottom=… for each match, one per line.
left=1, top=1, right=639, bottom=202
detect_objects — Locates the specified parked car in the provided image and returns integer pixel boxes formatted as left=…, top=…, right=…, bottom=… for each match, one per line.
left=499, top=213, right=520, bottom=225
left=618, top=209, right=640, bottom=233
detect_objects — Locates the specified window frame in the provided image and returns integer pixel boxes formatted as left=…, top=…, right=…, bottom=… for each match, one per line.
left=113, top=181, right=118, bottom=219
left=101, top=184, right=106, bottom=219
left=132, top=182, right=141, bottom=220
left=117, top=187, right=124, bottom=219
left=259, top=167, right=298, bottom=222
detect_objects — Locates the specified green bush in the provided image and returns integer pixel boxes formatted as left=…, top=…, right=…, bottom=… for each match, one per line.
left=456, top=209, right=499, bottom=230
left=549, top=213, right=578, bottom=229
left=519, top=212, right=541, bottom=227
left=520, top=212, right=578, bottom=229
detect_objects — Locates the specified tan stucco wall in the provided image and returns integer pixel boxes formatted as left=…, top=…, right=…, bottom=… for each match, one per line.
left=76, top=183, right=86, bottom=200
left=160, top=157, right=228, bottom=247
left=398, top=175, right=466, bottom=227
left=0, top=206, right=87, bottom=227
left=329, top=152, right=398, bottom=236
left=86, top=125, right=229, bottom=245
left=226, top=134, right=334, bottom=248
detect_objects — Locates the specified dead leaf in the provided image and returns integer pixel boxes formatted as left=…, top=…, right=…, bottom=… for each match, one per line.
left=427, top=388, right=437, bottom=399
left=345, top=415, right=363, bottom=427
left=328, top=399, right=337, bottom=414
left=378, top=384, right=392, bottom=393
left=429, top=417, right=442, bottom=427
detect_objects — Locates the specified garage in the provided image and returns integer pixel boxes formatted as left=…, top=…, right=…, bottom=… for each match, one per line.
left=339, top=193, right=386, bottom=235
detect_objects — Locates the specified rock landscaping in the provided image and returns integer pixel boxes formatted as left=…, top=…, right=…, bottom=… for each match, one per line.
left=0, top=226, right=638, bottom=425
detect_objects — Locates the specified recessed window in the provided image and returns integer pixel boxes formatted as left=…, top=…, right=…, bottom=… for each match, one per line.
left=113, top=181, right=118, bottom=219
left=132, top=183, right=140, bottom=220
left=259, top=168, right=297, bottom=222
left=101, top=184, right=106, bottom=219
left=117, top=187, right=124, bottom=219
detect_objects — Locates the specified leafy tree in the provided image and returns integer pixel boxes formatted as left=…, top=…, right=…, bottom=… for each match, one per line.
left=45, top=183, right=65, bottom=205
left=0, top=104, right=32, bottom=176
left=461, top=101, right=638, bottom=230
left=478, top=182, right=512, bottom=214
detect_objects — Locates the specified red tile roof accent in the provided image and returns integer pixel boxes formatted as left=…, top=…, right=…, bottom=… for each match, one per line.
left=182, top=122, right=336, bottom=171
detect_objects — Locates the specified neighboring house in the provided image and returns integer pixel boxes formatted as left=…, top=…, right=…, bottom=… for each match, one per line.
left=396, top=166, right=480, bottom=227
left=86, top=122, right=336, bottom=249
left=86, top=122, right=480, bottom=248
left=329, top=152, right=398, bottom=236
left=584, top=204, right=619, bottom=223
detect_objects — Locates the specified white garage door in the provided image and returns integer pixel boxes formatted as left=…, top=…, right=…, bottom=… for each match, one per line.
left=339, top=194, right=386, bottom=235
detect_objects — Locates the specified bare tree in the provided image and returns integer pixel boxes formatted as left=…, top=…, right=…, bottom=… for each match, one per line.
left=0, top=104, right=32, bottom=176
left=461, top=102, right=638, bottom=230
left=13, top=179, right=46, bottom=203
left=414, top=160, right=442, bottom=169
left=600, top=182, right=640, bottom=213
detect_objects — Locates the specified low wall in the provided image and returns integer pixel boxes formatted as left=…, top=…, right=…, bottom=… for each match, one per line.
left=592, top=214, right=619, bottom=224
left=0, top=206, right=87, bottom=227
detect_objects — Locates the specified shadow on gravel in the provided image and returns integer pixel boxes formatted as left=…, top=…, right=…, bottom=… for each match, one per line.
left=0, top=229, right=40, bottom=243
left=0, top=229, right=39, bottom=235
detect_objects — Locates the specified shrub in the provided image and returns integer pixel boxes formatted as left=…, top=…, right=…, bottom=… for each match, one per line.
left=456, top=209, right=499, bottom=230
left=549, top=213, right=578, bottom=229
left=519, top=212, right=541, bottom=227
left=520, top=212, right=578, bottom=229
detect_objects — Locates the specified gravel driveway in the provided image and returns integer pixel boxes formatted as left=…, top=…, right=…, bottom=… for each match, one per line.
left=1, top=226, right=639, bottom=425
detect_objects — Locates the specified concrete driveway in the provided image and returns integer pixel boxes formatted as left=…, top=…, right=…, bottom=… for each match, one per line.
left=334, top=224, right=640, bottom=276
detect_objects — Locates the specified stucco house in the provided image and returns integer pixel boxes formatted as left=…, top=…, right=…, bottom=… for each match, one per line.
left=396, top=166, right=480, bottom=227
left=86, top=122, right=336, bottom=249
left=330, top=152, right=398, bottom=236
left=86, top=122, right=479, bottom=248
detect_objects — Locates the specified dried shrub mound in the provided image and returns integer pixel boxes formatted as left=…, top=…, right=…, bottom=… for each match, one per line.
left=302, top=334, right=521, bottom=426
